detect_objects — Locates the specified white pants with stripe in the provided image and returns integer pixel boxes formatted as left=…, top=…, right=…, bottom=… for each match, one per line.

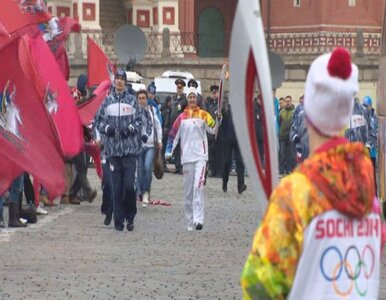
left=182, top=160, right=206, bottom=227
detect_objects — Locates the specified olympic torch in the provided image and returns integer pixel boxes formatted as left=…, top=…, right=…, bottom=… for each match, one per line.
left=229, top=0, right=279, bottom=212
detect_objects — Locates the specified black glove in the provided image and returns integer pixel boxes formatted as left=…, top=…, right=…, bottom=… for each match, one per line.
left=105, top=125, right=116, bottom=137
left=293, top=135, right=300, bottom=144
left=128, top=124, right=136, bottom=134
left=141, top=135, right=148, bottom=143
left=121, top=124, right=137, bottom=137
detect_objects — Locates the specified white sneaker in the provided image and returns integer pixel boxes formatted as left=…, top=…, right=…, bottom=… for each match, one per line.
left=36, top=205, right=48, bottom=215
left=187, top=224, right=194, bottom=231
left=142, top=192, right=149, bottom=207
left=19, top=218, right=27, bottom=224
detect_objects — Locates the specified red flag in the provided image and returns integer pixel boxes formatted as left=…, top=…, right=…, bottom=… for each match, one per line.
left=47, top=17, right=81, bottom=80
left=0, top=36, right=65, bottom=198
left=51, top=42, right=70, bottom=80
left=55, top=17, right=81, bottom=41
left=20, top=34, right=83, bottom=158
left=0, top=22, right=11, bottom=47
left=84, top=143, right=102, bottom=179
left=78, top=80, right=111, bottom=125
left=0, top=159, right=23, bottom=196
left=0, top=0, right=51, bottom=34
left=87, top=37, right=115, bottom=87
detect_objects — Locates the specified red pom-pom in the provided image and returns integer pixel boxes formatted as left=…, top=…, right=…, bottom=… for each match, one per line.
left=327, top=47, right=352, bottom=79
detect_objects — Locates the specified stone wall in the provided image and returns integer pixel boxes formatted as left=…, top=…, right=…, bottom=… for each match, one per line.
left=99, top=0, right=127, bottom=32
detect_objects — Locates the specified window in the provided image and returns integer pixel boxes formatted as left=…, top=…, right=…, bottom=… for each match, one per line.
left=349, top=0, right=356, bottom=7
left=294, top=0, right=300, bottom=7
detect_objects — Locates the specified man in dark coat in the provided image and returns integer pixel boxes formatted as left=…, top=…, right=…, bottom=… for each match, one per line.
left=161, top=95, right=172, bottom=171
left=205, top=84, right=223, bottom=177
left=253, top=96, right=264, bottom=167
left=218, top=99, right=247, bottom=194
left=290, top=95, right=309, bottom=163
left=279, top=95, right=296, bottom=175
left=169, top=79, right=188, bottom=174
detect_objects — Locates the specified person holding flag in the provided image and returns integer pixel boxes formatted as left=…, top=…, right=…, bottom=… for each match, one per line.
left=165, top=87, right=216, bottom=231
left=241, top=48, right=384, bottom=299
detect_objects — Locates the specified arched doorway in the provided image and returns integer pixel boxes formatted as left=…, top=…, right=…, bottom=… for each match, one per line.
left=198, top=7, right=224, bottom=57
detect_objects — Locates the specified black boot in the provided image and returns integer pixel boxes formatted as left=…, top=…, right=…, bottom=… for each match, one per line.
left=222, top=181, right=227, bottom=193
left=19, top=203, right=37, bottom=224
left=104, top=213, right=112, bottom=226
left=237, top=184, right=247, bottom=195
left=8, top=202, right=27, bottom=228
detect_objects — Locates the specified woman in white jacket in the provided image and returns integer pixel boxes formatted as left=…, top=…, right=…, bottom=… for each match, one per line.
left=165, top=87, right=216, bottom=230
left=136, top=90, right=162, bottom=207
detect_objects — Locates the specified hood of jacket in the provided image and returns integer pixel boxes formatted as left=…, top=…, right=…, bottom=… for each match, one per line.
left=298, top=139, right=375, bottom=218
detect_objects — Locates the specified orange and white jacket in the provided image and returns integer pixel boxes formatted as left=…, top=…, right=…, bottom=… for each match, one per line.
left=241, top=138, right=385, bottom=300
left=166, top=106, right=215, bottom=164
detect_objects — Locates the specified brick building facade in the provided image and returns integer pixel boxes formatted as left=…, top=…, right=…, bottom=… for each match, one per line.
left=261, top=0, right=383, bottom=33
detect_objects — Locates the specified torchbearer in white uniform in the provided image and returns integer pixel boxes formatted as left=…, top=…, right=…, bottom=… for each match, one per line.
left=165, top=87, right=216, bottom=231
left=241, top=47, right=385, bottom=300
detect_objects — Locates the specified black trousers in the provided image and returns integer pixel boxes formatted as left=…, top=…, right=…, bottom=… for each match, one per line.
left=100, top=159, right=113, bottom=218
left=23, top=173, right=34, bottom=204
left=257, top=138, right=264, bottom=168
left=162, top=134, right=168, bottom=168
left=70, top=152, right=92, bottom=199
left=109, top=156, right=137, bottom=226
left=174, top=143, right=182, bottom=172
left=222, top=140, right=245, bottom=186
left=279, top=138, right=296, bottom=174
left=208, top=138, right=224, bottom=176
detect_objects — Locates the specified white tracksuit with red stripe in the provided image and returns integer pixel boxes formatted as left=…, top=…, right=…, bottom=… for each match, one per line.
left=166, top=107, right=215, bottom=228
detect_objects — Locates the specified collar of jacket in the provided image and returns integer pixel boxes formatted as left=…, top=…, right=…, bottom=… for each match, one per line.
left=111, top=87, right=128, bottom=99
left=184, top=106, right=200, bottom=113
left=314, top=137, right=348, bottom=154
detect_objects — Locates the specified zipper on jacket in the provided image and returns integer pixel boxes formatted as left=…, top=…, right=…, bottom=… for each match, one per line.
left=118, top=94, right=122, bottom=155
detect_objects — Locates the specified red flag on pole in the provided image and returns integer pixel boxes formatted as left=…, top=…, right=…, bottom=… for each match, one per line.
left=87, top=37, right=115, bottom=87
left=78, top=79, right=111, bottom=125
left=20, top=34, right=83, bottom=158
left=46, top=17, right=81, bottom=80
left=0, top=0, right=51, bottom=34
left=0, top=36, right=65, bottom=198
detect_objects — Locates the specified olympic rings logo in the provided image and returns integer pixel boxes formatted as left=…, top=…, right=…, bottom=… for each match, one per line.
left=319, top=245, right=375, bottom=297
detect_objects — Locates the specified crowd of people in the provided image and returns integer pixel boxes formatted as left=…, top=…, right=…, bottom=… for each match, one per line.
left=0, top=60, right=379, bottom=233
left=1, top=3, right=384, bottom=299
left=0, top=68, right=250, bottom=233
left=0, top=46, right=384, bottom=298
left=273, top=84, right=378, bottom=189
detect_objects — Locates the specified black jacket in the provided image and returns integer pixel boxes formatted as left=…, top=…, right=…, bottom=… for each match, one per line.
left=170, top=94, right=188, bottom=126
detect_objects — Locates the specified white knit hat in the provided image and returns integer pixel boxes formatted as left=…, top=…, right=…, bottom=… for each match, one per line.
left=304, top=47, right=359, bottom=137
left=186, top=87, right=198, bottom=97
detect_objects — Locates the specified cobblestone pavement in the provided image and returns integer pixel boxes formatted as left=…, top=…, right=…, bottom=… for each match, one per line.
left=0, top=169, right=385, bottom=299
